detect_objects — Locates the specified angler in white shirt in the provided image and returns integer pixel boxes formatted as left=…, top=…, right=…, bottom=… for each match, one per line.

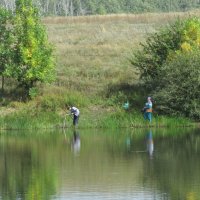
left=69, top=106, right=80, bottom=127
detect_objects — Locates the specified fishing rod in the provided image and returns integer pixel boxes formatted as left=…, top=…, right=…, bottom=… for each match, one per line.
left=63, top=113, right=72, bottom=129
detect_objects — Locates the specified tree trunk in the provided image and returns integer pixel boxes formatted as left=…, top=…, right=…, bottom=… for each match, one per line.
left=1, top=75, right=4, bottom=94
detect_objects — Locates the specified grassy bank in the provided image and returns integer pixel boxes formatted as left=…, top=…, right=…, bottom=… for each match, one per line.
left=0, top=111, right=193, bottom=130
left=1, top=11, right=199, bottom=129
left=0, top=101, right=193, bottom=130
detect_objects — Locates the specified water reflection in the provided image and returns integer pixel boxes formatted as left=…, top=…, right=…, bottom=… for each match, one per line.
left=71, top=130, right=81, bottom=155
left=146, top=130, right=154, bottom=158
left=0, top=128, right=199, bottom=200
left=126, top=137, right=131, bottom=151
left=0, top=133, right=57, bottom=200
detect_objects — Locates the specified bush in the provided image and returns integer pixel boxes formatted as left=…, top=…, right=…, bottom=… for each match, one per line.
left=153, top=51, right=200, bottom=120
left=29, top=87, right=39, bottom=99
left=131, top=17, right=200, bottom=89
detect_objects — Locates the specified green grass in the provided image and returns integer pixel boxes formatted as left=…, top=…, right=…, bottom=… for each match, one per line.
left=0, top=108, right=193, bottom=130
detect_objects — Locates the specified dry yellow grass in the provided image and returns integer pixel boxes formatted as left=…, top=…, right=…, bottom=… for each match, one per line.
left=42, top=11, right=200, bottom=96
left=43, top=10, right=200, bottom=24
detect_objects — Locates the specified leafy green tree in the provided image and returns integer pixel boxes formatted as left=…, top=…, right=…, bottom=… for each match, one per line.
left=131, top=17, right=200, bottom=89
left=5, top=0, right=55, bottom=96
left=96, top=4, right=107, bottom=15
left=0, top=8, right=14, bottom=92
left=153, top=51, right=200, bottom=120
left=131, top=20, right=183, bottom=86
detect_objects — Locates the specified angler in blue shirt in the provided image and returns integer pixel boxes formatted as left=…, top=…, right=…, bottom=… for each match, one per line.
left=143, top=97, right=153, bottom=123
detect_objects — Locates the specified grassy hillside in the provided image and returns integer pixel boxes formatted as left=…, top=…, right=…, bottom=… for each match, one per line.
left=1, top=11, right=199, bottom=129
left=44, top=14, right=144, bottom=95
left=43, top=12, right=199, bottom=102
left=44, top=11, right=200, bottom=92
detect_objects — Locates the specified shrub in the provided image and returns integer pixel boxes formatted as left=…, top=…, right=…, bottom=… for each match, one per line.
left=153, top=51, right=200, bottom=120
left=131, top=17, right=200, bottom=89
left=29, top=87, right=39, bottom=99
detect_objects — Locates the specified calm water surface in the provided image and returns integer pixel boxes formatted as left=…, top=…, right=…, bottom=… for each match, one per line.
left=0, top=128, right=200, bottom=200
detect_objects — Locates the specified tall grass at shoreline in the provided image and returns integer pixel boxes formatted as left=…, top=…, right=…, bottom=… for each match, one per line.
left=0, top=106, right=193, bottom=130
left=0, top=111, right=60, bottom=130
left=95, top=110, right=193, bottom=129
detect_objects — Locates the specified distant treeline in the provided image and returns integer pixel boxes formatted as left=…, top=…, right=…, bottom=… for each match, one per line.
left=1, top=0, right=200, bottom=16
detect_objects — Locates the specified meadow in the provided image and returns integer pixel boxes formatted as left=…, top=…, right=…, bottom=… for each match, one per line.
left=1, top=11, right=199, bottom=129
left=43, top=11, right=200, bottom=97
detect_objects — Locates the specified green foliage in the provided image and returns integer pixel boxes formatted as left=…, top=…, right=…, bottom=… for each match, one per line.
left=179, top=17, right=200, bottom=51
left=153, top=51, right=200, bottom=120
left=96, top=5, right=107, bottom=15
left=132, top=17, right=200, bottom=86
left=5, top=0, right=55, bottom=95
left=0, top=8, right=14, bottom=88
left=107, top=91, right=127, bottom=107
left=131, top=19, right=183, bottom=84
left=131, top=17, right=200, bottom=120
left=29, top=87, right=39, bottom=99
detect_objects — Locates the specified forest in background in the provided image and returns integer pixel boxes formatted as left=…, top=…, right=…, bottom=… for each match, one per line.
left=1, top=0, right=200, bottom=16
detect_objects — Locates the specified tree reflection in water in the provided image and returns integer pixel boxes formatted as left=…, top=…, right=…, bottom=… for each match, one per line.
left=0, top=133, right=57, bottom=200
left=0, top=128, right=199, bottom=200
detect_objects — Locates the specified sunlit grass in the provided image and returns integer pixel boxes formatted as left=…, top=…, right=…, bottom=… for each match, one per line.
left=43, top=11, right=200, bottom=25
left=45, top=14, right=156, bottom=95
left=0, top=108, right=193, bottom=130
left=44, top=11, right=200, bottom=96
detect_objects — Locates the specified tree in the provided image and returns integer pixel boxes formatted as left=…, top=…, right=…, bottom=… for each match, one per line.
left=131, top=17, right=200, bottom=89
left=131, top=20, right=183, bottom=88
left=0, top=8, right=14, bottom=92
left=153, top=51, right=200, bottom=120
left=0, top=0, right=200, bottom=16
left=5, top=0, right=55, bottom=96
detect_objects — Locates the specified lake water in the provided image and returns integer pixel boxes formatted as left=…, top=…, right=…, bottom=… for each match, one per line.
left=0, top=128, right=199, bottom=200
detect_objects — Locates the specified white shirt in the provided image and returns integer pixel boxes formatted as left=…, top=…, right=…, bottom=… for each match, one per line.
left=70, top=107, right=80, bottom=116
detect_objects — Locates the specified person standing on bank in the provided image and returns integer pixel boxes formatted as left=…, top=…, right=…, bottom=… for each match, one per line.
left=143, top=97, right=153, bottom=123
left=69, top=106, right=80, bottom=127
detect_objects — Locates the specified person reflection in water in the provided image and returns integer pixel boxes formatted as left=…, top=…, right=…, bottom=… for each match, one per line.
left=146, top=130, right=154, bottom=158
left=71, top=130, right=81, bottom=155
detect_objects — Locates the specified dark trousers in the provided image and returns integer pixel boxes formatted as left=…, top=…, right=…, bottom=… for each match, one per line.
left=144, top=112, right=152, bottom=123
left=73, top=115, right=79, bottom=126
